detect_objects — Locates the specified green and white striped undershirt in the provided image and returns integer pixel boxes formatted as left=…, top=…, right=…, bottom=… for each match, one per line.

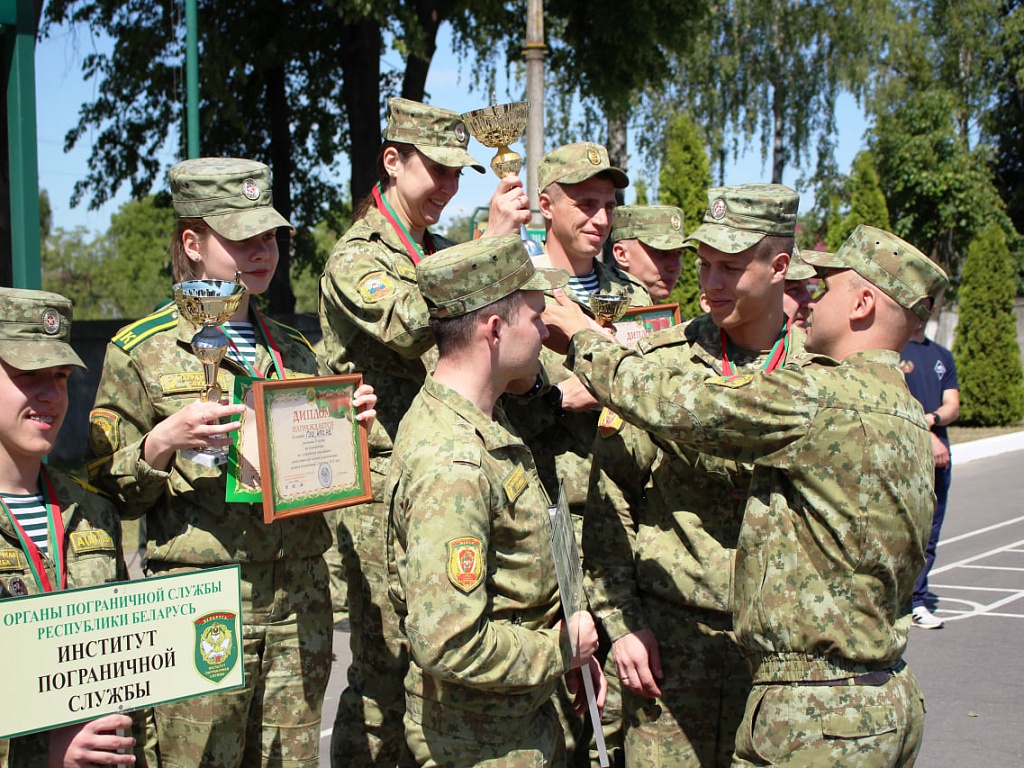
left=1, top=492, right=48, bottom=555
left=566, top=269, right=600, bottom=302
left=223, top=321, right=258, bottom=370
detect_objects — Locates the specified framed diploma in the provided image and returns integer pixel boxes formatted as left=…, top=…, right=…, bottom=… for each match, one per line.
left=251, top=374, right=372, bottom=523
left=613, top=303, right=681, bottom=347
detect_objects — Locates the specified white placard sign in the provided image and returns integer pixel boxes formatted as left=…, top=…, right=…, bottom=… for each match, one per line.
left=0, top=565, right=244, bottom=739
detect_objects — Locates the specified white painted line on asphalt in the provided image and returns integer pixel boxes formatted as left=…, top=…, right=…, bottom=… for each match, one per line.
left=960, top=565, right=1024, bottom=572
left=937, top=515, right=1024, bottom=547
left=970, top=611, right=1024, bottom=619
left=931, top=584, right=1019, bottom=593
left=931, top=537, right=1024, bottom=575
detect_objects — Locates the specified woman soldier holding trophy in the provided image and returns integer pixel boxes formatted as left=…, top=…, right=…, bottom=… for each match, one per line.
left=318, top=98, right=530, bottom=766
left=86, top=158, right=377, bottom=768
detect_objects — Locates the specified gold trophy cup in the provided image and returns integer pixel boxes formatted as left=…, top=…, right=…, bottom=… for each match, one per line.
left=173, top=278, right=247, bottom=465
left=462, top=100, right=531, bottom=177
left=589, top=292, right=632, bottom=326
left=462, top=99, right=544, bottom=255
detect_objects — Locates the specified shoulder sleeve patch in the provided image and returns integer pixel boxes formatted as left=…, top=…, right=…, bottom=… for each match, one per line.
left=502, top=465, right=529, bottom=504
left=358, top=272, right=397, bottom=303
left=69, top=529, right=116, bottom=554
left=597, top=407, right=625, bottom=437
left=707, top=373, right=754, bottom=388
left=89, top=409, right=121, bottom=456
left=446, top=536, right=484, bottom=593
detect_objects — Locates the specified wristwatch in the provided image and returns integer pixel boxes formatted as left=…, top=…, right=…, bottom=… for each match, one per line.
left=544, top=384, right=564, bottom=415
left=930, top=412, right=942, bottom=426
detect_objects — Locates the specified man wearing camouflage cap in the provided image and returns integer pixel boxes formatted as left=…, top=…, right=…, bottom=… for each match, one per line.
left=318, top=97, right=530, bottom=766
left=502, top=141, right=648, bottom=765
left=609, top=205, right=687, bottom=301
left=547, top=223, right=948, bottom=766
left=0, top=288, right=148, bottom=767
left=385, top=234, right=603, bottom=766
left=581, top=183, right=804, bottom=767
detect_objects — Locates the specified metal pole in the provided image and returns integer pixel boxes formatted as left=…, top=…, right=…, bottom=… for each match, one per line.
left=524, top=0, right=546, bottom=220
left=185, top=0, right=199, bottom=158
left=4, top=0, right=41, bottom=288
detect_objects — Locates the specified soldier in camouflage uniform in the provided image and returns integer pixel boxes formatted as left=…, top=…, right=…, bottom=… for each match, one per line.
left=500, top=142, right=647, bottom=767
left=548, top=224, right=948, bottom=767
left=87, top=158, right=376, bottom=768
left=386, top=234, right=603, bottom=767
left=0, top=288, right=143, bottom=768
left=608, top=205, right=687, bottom=302
left=318, top=98, right=531, bottom=767
left=584, top=185, right=801, bottom=767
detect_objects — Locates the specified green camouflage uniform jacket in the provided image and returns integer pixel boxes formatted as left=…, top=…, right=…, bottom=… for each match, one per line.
left=318, top=206, right=455, bottom=462
left=569, top=335, right=933, bottom=682
left=0, top=469, right=126, bottom=767
left=86, top=305, right=329, bottom=565
left=504, top=256, right=650, bottom=510
left=584, top=315, right=806, bottom=640
left=386, top=375, right=573, bottom=722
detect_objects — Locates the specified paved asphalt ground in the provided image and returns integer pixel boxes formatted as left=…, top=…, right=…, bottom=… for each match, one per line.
left=318, top=436, right=1024, bottom=767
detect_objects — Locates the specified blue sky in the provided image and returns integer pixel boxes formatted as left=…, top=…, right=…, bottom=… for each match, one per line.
left=36, top=21, right=870, bottom=235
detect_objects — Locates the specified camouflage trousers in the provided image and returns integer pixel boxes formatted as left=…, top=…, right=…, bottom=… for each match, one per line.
left=622, top=612, right=750, bottom=768
left=323, top=507, right=349, bottom=624
left=150, top=557, right=332, bottom=768
left=405, top=693, right=566, bottom=767
left=329, top=495, right=411, bottom=768
left=732, top=663, right=925, bottom=767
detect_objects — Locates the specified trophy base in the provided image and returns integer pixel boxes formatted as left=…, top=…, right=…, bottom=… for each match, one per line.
left=181, top=447, right=228, bottom=468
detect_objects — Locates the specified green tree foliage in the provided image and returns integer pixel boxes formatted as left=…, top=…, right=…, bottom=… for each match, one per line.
left=824, top=152, right=890, bottom=250
left=987, top=0, right=1024, bottom=236
left=641, top=0, right=889, bottom=187
left=869, top=88, right=1008, bottom=278
left=42, top=226, right=113, bottom=318
left=659, top=112, right=710, bottom=319
left=102, top=194, right=176, bottom=317
left=953, top=224, right=1024, bottom=425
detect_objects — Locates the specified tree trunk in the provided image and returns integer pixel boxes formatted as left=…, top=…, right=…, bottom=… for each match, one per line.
left=771, top=80, right=787, bottom=184
left=340, top=18, right=383, bottom=203
left=607, top=112, right=628, bottom=205
left=401, top=0, right=448, bottom=102
left=265, top=62, right=295, bottom=315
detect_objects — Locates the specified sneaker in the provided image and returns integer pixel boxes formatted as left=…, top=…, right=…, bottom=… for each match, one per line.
left=912, top=605, right=944, bottom=629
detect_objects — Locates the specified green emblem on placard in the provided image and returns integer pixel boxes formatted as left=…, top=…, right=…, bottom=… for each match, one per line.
left=193, top=611, right=239, bottom=683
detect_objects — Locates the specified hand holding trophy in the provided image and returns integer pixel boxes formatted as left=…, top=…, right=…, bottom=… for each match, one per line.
left=463, top=98, right=544, bottom=256
left=173, top=277, right=247, bottom=465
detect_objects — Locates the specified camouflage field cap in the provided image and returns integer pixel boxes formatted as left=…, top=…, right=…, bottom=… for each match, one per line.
left=169, top=157, right=292, bottom=241
left=804, top=225, right=948, bottom=320
left=611, top=205, right=686, bottom=250
left=537, top=142, right=629, bottom=192
left=417, top=234, right=568, bottom=318
left=0, top=288, right=86, bottom=371
left=786, top=244, right=817, bottom=281
left=383, top=98, right=484, bottom=173
left=687, top=183, right=798, bottom=254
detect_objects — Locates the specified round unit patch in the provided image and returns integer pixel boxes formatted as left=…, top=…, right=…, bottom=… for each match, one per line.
left=242, top=178, right=261, bottom=201
left=41, top=308, right=61, bottom=335
left=454, top=122, right=468, bottom=143
left=710, top=199, right=727, bottom=220
left=670, top=215, right=682, bottom=231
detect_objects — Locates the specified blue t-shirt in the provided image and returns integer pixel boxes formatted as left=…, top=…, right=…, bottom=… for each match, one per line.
left=900, top=337, right=958, bottom=446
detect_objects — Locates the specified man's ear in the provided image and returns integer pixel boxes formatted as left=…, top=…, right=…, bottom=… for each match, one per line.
left=850, top=283, right=877, bottom=322
left=538, top=190, right=555, bottom=223
left=611, top=242, right=630, bottom=270
left=769, top=251, right=791, bottom=284
left=482, top=313, right=503, bottom=349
